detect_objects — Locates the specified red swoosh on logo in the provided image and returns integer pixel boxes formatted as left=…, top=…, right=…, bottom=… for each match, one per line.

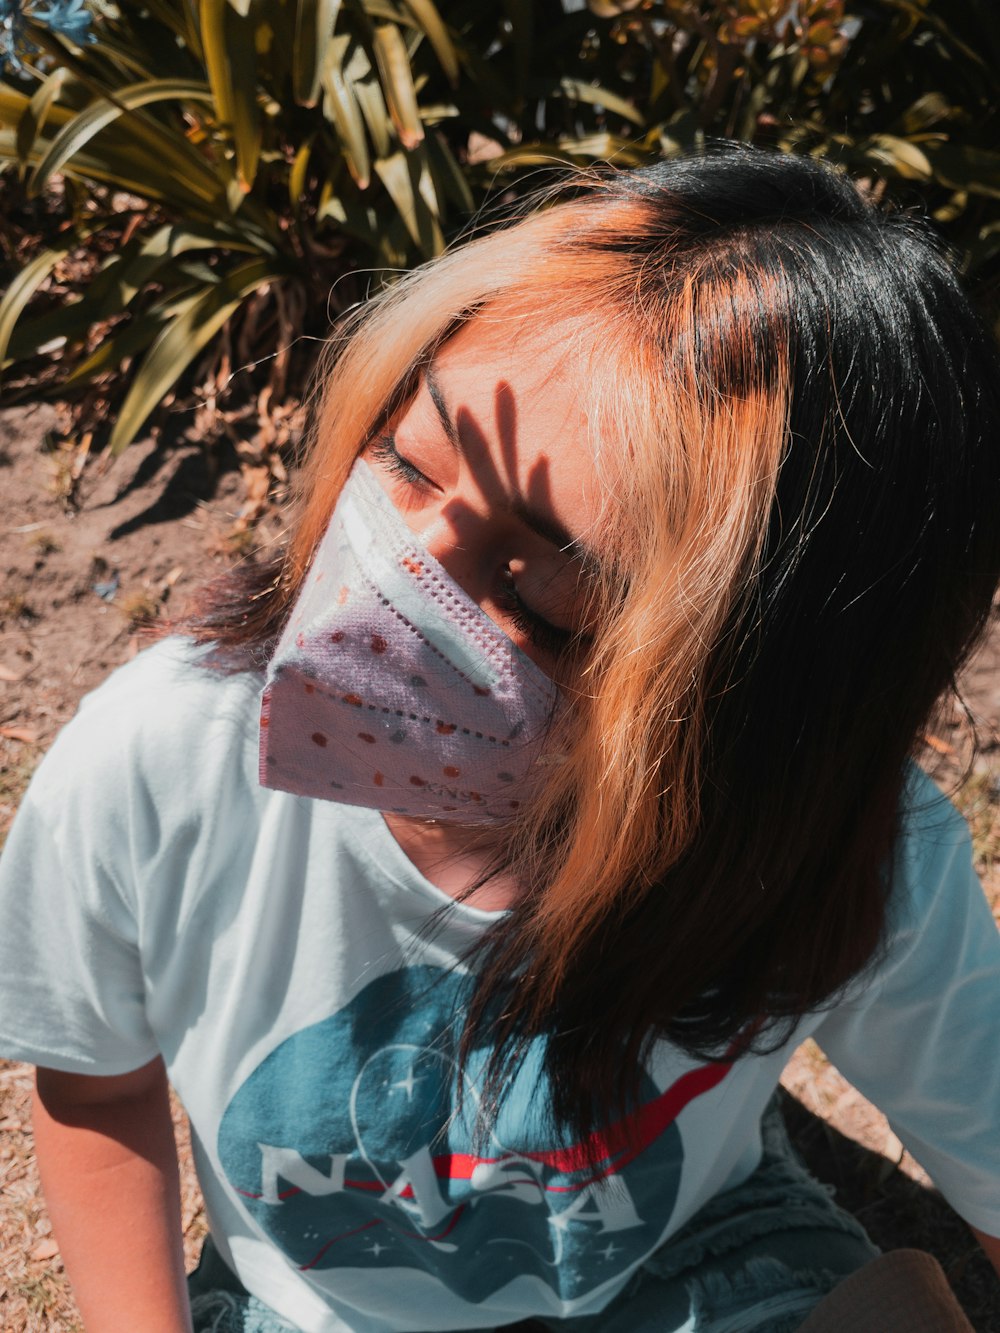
left=429, top=1057, right=733, bottom=1189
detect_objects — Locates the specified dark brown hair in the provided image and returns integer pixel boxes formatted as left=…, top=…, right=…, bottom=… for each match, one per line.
left=174, top=144, right=1000, bottom=1142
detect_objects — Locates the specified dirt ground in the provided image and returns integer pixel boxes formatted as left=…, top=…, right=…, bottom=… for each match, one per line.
left=1, top=400, right=999, bottom=1330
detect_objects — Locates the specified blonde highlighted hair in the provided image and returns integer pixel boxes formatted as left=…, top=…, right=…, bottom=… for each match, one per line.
left=291, top=178, right=788, bottom=960
left=180, top=145, right=1000, bottom=1137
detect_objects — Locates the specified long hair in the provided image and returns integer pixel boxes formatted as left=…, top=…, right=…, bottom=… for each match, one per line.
left=175, top=144, right=1000, bottom=1139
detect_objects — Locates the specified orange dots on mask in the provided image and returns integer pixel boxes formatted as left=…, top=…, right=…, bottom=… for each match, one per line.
left=358, top=733, right=376, bottom=744
left=373, top=771, right=384, bottom=786
left=409, top=775, right=425, bottom=787
left=402, top=556, right=424, bottom=575
left=443, top=766, right=460, bottom=778
left=343, top=693, right=363, bottom=707
left=370, top=634, right=387, bottom=654
left=473, top=685, right=490, bottom=697
left=311, top=732, right=328, bottom=747
left=330, top=631, right=345, bottom=644
left=436, top=722, right=456, bottom=735
left=337, top=585, right=350, bottom=605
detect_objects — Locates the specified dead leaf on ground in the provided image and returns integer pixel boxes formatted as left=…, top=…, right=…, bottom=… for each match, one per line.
left=923, top=733, right=957, bottom=755
left=234, top=463, right=272, bottom=529
left=0, top=726, right=39, bottom=743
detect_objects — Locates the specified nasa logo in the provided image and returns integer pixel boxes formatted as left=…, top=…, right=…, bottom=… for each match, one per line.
left=218, top=965, right=730, bottom=1303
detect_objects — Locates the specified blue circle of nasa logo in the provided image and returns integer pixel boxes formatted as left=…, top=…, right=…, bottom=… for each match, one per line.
left=218, top=965, right=728, bottom=1305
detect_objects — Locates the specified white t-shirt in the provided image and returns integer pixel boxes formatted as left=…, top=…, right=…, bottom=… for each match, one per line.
left=2, top=639, right=1000, bottom=1332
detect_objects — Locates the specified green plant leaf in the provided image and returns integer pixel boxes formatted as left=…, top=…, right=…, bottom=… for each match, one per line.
left=94, top=224, right=259, bottom=316
left=424, top=130, right=473, bottom=213
left=858, top=133, right=933, bottom=181
left=346, top=42, right=392, bottom=160
left=374, top=23, right=424, bottom=149
left=0, top=244, right=73, bottom=371
left=1, top=123, right=229, bottom=215
left=109, top=257, right=282, bottom=455
left=289, top=134, right=314, bottom=210
left=61, top=305, right=172, bottom=388
left=534, top=76, right=646, bottom=129
left=318, top=174, right=380, bottom=243
left=28, top=79, right=221, bottom=201
left=923, top=142, right=1000, bottom=201
left=502, top=0, right=533, bottom=104
left=322, top=34, right=372, bottom=188
left=896, top=92, right=953, bottom=135
left=3, top=296, right=94, bottom=365
left=2, top=0, right=997, bottom=437
left=0, top=86, right=72, bottom=134
left=374, top=146, right=443, bottom=256
left=489, top=133, right=647, bottom=170
left=962, top=219, right=1000, bottom=277
left=15, top=67, right=67, bottom=167
left=85, top=35, right=156, bottom=82
left=140, top=0, right=205, bottom=53
left=658, top=108, right=706, bottom=158
left=293, top=0, right=344, bottom=107
left=199, top=0, right=262, bottom=193
left=401, top=0, right=459, bottom=86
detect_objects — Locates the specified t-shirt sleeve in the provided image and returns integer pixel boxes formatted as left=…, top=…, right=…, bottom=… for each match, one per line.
left=0, top=772, right=158, bottom=1074
left=0, top=639, right=257, bottom=1077
left=811, top=770, right=1000, bottom=1237
left=0, top=694, right=162, bottom=1074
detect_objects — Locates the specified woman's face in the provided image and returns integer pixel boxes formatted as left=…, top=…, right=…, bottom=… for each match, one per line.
left=364, top=316, right=606, bottom=679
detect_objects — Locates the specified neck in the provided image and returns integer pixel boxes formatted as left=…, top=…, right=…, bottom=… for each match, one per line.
left=381, top=813, right=520, bottom=911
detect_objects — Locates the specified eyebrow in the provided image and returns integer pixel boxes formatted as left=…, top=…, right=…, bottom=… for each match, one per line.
left=424, top=365, right=602, bottom=573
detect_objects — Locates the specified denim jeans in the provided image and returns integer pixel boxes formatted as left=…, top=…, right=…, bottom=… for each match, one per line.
left=188, top=1100, right=878, bottom=1333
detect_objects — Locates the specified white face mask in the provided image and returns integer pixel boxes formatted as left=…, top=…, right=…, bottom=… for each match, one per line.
left=259, top=460, right=560, bottom=822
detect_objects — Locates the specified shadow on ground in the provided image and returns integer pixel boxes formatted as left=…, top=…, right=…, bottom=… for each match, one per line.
left=102, top=435, right=242, bottom=540
left=782, top=1089, right=996, bottom=1329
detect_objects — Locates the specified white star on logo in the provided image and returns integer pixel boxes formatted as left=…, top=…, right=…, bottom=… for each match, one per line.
left=391, top=1067, right=419, bottom=1099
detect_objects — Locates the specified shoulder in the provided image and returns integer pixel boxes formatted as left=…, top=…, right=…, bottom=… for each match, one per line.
left=860, top=762, right=993, bottom=994
left=17, top=637, right=265, bottom=851
left=891, top=764, right=979, bottom=924
left=63, top=634, right=257, bottom=756
left=76, top=634, right=262, bottom=736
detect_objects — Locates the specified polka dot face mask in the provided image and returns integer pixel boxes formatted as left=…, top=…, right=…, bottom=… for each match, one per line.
left=259, top=460, right=560, bottom=822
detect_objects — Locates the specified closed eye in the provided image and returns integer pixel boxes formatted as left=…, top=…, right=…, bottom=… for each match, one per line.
left=494, top=567, right=578, bottom=658
left=368, top=433, right=434, bottom=491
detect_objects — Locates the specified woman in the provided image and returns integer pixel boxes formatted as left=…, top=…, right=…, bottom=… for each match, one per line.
left=2, top=144, right=999, bottom=1332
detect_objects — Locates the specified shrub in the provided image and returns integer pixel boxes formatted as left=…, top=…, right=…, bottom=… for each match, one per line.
left=1, top=0, right=998, bottom=457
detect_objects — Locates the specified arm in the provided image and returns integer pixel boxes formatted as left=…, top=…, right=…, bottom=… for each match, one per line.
left=33, top=1057, right=193, bottom=1333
